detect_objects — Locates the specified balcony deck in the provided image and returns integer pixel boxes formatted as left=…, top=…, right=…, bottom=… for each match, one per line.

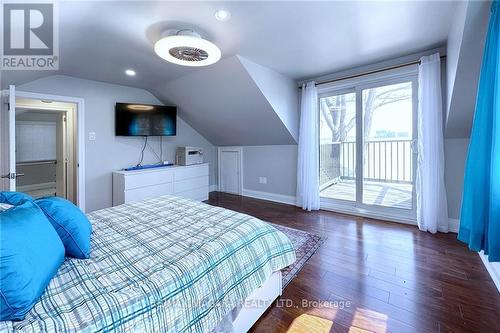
left=320, top=179, right=413, bottom=210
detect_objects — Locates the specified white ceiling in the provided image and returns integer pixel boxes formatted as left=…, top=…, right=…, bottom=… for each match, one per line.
left=3, top=1, right=458, bottom=89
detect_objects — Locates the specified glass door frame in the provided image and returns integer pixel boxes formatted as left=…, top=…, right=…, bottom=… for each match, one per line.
left=318, top=66, right=419, bottom=224
left=318, top=87, right=358, bottom=209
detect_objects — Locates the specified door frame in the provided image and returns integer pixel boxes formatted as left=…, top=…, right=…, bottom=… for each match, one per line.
left=318, top=65, right=419, bottom=225
left=2, top=88, right=86, bottom=212
left=217, top=146, right=243, bottom=195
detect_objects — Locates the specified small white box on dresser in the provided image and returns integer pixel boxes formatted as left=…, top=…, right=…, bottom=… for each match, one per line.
left=112, top=163, right=209, bottom=206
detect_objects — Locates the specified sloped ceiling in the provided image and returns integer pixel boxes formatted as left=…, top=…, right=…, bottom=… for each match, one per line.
left=445, top=1, right=490, bottom=138
left=152, top=56, right=297, bottom=146
left=446, top=1, right=468, bottom=119
left=238, top=56, right=299, bottom=142
left=1, top=1, right=461, bottom=144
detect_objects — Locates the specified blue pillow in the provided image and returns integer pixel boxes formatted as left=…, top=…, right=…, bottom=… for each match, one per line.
left=0, top=191, right=34, bottom=206
left=35, top=197, right=92, bottom=259
left=0, top=200, right=65, bottom=321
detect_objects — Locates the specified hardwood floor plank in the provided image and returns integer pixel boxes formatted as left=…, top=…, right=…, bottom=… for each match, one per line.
left=206, top=192, right=500, bottom=333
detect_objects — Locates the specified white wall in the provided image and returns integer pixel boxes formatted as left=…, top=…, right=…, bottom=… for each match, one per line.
left=444, top=138, right=469, bottom=219
left=18, top=75, right=216, bottom=212
left=242, top=145, right=297, bottom=197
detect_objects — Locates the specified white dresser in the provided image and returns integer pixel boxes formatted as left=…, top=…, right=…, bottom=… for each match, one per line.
left=112, top=163, right=209, bottom=206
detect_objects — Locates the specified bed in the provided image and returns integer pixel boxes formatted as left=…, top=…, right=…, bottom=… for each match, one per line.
left=0, top=195, right=296, bottom=332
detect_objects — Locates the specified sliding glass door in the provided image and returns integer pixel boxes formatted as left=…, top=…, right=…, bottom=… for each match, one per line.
left=319, top=73, right=418, bottom=221
left=319, top=91, right=357, bottom=202
left=362, top=81, right=415, bottom=210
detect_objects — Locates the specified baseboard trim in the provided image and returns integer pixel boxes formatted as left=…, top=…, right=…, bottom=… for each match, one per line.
left=479, top=251, right=500, bottom=293
left=320, top=200, right=417, bottom=226
left=241, top=189, right=296, bottom=206
left=236, top=188, right=459, bottom=233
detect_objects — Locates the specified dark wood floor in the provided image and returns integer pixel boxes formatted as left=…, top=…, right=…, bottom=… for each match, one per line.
left=206, top=192, right=500, bottom=333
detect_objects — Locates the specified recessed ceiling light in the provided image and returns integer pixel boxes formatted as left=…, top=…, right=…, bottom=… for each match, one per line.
left=214, top=9, right=231, bottom=21
left=125, top=69, right=136, bottom=76
left=154, top=30, right=221, bottom=67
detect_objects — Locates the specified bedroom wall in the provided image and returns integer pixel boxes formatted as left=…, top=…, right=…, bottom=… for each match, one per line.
left=444, top=138, right=469, bottom=220
left=18, top=75, right=217, bottom=212
left=242, top=145, right=297, bottom=198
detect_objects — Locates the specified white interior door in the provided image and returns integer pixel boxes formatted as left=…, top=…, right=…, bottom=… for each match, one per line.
left=219, top=148, right=242, bottom=194
left=1, top=85, right=16, bottom=191
left=56, top=112, right=67, bottom=198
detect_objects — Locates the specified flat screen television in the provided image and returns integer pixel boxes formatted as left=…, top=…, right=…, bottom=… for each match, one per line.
left=115, top=103, right=177, bottom=136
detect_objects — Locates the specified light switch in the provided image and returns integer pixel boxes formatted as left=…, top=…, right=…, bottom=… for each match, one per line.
left=259, top=177, right=267, bottom=184
left=88, top=132, right=96, bottom=141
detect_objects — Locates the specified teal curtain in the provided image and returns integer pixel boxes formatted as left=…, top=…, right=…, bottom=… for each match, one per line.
left=458, top=1, right=500, bottom=261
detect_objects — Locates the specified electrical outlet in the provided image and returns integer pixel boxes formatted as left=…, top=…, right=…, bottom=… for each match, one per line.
left=88, top=132, right=96, bottom=141
left=259, top=177, right=267, bottom=184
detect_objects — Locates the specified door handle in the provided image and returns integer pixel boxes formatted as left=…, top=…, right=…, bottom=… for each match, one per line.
left=0, top=173, right=24, bottom=179
left=1, top=173, right=15, bottom=179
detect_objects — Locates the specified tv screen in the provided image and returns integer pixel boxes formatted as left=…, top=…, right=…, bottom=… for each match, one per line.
left=115, top=103, right=177, bottom=136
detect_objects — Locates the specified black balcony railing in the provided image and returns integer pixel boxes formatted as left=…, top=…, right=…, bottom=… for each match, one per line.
left=320, top=139, right=414, bottom=189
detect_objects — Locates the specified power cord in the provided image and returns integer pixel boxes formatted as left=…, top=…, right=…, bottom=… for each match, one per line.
left=146, top=141, right=161, bottom=163
left=137, top=136, right=148, bottom=167
left=137, top=136, right=164, bottom=167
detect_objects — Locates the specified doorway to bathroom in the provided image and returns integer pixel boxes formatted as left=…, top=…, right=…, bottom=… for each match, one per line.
left=14, top=98, right=78, bottom=202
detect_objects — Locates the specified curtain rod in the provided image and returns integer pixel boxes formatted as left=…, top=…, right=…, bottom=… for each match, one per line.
left=299, top=55, right=446, bottom=88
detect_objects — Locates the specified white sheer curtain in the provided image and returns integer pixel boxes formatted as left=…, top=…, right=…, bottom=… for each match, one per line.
left=296, top=81, right=320, bottom=211
left=416, top=53, right=449, bottom=233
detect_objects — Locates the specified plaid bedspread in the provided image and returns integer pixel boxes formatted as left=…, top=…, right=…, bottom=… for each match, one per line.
left=0, top=196, right=296, bottom=332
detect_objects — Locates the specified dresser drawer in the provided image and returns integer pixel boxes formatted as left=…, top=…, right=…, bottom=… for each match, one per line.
left=174, top=176, right=209, bottom=194
left=174, top=164, right=208, bottom=181
left=124, top=183, right=174, bottom=203
left=124, top=170, right=174, bottom=190
left=113, top=164, right=209, bottom=206
left=176, top=186, right=209, bottom=201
